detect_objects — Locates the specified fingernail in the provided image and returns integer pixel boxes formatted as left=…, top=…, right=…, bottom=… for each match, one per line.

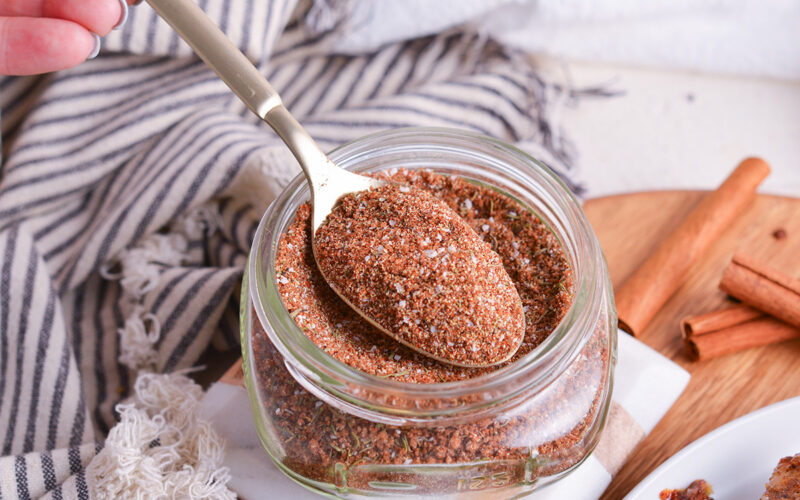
left=88, top=34, right=101, bottom=60
left=113, top=0, right=129, bottom=30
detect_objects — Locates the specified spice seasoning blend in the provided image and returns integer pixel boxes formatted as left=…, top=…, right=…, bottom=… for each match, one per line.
left=314, top=183, right=525, bottom=367
left=244, top=129, right=616, bottom=498
left=275, top=170, right=573, bottom=383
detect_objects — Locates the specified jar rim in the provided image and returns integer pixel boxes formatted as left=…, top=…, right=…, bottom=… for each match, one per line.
left=247, top=127, right=606, bottom=417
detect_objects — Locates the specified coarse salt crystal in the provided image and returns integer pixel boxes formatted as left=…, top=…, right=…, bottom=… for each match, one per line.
left=423, top=249, right=437, bottom=258
left=394, top=354, right=401, bottom=361
left=388, top=220, right=396, bottom=226
left=399, top=300, right=407, bottom=307
left=481, top=224, right=490, bottom=232
left=448, top=244, right=457, bottom=253
left=430, top=326, right=438, bottom=334
left=462, top=198, right=473, bottom=210
left=398, top=186, right=410, bottom=193
left=394, top=283, right=404, bottom=293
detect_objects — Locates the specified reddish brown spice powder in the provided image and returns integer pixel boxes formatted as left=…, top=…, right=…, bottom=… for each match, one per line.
left=254, top=169, right=610, bottom=493
left=274, top=169, right=574, bottom=383
left=659, top=480, right=714, bottom=500
left=314, top=184, right=525, bottom=366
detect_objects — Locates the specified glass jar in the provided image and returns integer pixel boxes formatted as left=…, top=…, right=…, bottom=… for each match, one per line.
left=241, top=128, right=617, bottom=498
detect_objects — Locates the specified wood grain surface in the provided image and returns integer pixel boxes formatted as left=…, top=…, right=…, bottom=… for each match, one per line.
left=586, top=191, right=800, bottom=499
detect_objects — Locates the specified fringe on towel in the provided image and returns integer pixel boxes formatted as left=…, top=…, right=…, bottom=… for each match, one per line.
left=90, top=205, right=236, bottom=497
left=86, top=372, right=234, bottom=499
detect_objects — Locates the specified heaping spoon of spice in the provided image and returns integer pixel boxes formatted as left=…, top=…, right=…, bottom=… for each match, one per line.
left=143, top=0, right=525, bottom=367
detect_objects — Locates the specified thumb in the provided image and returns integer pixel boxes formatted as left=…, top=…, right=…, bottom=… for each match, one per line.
left=0, top=17, right=97, bottom=76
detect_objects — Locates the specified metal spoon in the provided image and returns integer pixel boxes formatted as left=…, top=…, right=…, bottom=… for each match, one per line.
left=140, top=0, right=385, bottom=233
left=143, top=0, right=524, bottom=368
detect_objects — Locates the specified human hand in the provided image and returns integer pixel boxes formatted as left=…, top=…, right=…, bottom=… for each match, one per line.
left=0, top=0, right=131, bottom=76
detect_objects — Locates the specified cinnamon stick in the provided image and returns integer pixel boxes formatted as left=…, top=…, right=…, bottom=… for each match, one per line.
left=616, top=158, right=770, bottom=336
left=719, top=253, right=800, bottom=329
left=682, top=304, right=800, bottom=360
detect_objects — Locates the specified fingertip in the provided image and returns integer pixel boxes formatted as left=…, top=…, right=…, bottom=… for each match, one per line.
left=87, top=33, right=101, bottom=59
left=43, top=0, right=123, bottom=36
left=113, top=0, right=129, bottom=30
left=0, top=17, right=96, bottom=75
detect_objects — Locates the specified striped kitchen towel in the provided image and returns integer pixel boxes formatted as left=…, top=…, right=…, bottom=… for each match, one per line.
left=0, top=0, right=583, bottom=498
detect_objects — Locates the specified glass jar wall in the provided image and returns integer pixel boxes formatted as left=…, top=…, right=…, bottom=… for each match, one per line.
left=242, top=128, right=617, bottom=498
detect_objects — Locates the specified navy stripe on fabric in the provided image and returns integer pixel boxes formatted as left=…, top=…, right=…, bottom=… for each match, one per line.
left=152, top=269, right=195, bottom=313
left=68, top=386, right=86, bottom=449
left=68, top=282, right=87, bottom=367
left=0, top=228, right=18, bottom=413
left=23, top=287, right=56, bottom=452
left=112, top=286, right=130, bottom=401
left=2, top=240, right=39, bottom=455
left=46, top=336, right=72, bottom=450
left=14, top=455, right=29, bottom=500
left=41, top=450, right=56, bottom=492
left=91, top=279, right=109, bottom=435
left=155, top=268, right=218, bottom=351
left=164, top=271, right=240, bottom=371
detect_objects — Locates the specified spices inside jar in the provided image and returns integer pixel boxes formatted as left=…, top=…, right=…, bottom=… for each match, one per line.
left=314, top=183, right=525, bottom=367
left=255, top=168, right=609, bottom=488
left=247, top=135, right=615, bottom=498
left=274, top=169, right=575, bottom=382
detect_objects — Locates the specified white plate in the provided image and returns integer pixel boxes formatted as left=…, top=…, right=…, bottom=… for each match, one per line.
left=625, top=396, right=800, bottom=499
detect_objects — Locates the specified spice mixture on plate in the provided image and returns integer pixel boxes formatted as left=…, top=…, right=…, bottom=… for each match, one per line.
left=314, top=183, right=525, bottom=367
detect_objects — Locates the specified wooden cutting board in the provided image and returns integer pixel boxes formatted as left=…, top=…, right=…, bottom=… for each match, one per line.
left=586, top=191, right=800, bottom=499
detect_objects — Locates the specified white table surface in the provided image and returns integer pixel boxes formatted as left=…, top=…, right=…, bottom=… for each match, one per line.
left=549, top=59, right=800, bottom=198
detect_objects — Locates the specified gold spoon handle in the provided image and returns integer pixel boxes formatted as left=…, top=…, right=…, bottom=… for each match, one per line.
left=145, top=0, right=280, bottom=119
left=144, top=0, right=331, bottom=179
left=144, top=0, right=383, bottom=232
